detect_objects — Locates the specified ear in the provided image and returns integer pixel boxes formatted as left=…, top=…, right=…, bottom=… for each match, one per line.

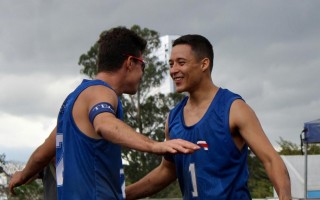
left=126, top=57, right=134, bottom=72
left=200, top=58, right=210, bottom=72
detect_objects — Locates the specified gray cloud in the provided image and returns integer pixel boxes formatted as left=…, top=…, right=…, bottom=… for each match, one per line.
left=1, top=0, right=319, bottom=161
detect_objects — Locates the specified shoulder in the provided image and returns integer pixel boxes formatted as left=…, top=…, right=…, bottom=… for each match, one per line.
left=83, top=81, right=118, bottom=102
left=230, top=98, right=256, bottom=131
left=73, top=80, right=119, bottom=116
left=218, top=88, right=243, bottom=102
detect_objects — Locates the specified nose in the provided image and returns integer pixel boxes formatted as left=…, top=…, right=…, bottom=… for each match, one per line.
left=169, top=63, right=178, bottom=76
left=169, top=68, right=176, bottom=79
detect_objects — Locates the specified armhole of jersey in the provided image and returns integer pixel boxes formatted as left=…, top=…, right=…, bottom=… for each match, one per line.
left=224, top=95, right=246, bottom=152
left=224, top=95, right=243, bottom=131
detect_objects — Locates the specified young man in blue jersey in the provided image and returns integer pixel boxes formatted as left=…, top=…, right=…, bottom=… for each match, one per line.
left=8, top=27, right=200, bottom=200
left=126, top=34, right=292, bottom=200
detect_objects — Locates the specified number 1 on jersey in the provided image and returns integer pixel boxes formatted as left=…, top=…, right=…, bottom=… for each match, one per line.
left=189, top=163, right=198, bottom=197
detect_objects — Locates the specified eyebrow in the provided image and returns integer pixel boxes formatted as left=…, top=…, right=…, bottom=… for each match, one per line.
left=169, top=57, right=187, bottom=62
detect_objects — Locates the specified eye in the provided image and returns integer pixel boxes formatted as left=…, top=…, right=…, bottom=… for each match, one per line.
left=169, top=61, right=174, bottom=68
left=178, top=61, right=186, bottom=66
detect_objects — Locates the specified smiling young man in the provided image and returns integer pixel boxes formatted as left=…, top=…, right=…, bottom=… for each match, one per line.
left=126, top=34, right=292, bottom=200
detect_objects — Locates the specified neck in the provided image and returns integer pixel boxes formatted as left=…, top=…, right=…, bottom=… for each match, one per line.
left=188, top=80, right=218, bottom=105
left=95, top=72, right=123, bottom=96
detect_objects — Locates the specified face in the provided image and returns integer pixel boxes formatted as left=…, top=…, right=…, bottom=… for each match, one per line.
left=169, top=44, right=203, bottom=93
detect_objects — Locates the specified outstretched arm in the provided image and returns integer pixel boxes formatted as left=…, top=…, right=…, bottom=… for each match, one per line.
left=9, top=127, right=56, bottom=194
left=95, top=113, right=198, bottom=154
left=230, top=100, right=291, bottom=200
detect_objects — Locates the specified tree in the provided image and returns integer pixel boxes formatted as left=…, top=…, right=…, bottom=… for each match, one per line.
left=8, top=181, right=44, bottom=200
left=277, top=137, right=320, bottom=155
left=277, top=137, right=301, bottom=155
left=0, top=153, right=5, bottom=166
left=78, top=25, right=184, bottom=198
left=0, top=153, right=44, bottom=200
left=307, top=143, right=320, bottom=154
left=0, top=153, right=8, bottom=198
left=247, top=151, right=273, bottom=198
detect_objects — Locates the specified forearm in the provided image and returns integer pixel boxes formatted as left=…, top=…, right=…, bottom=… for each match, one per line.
left=19, top=128, right=56, bottom=183
left=9, top=129, right=56, bottom=193
left=96, top=117, right=157, bottom=153
left=126, top=162, right=176, bottom=200
left=20, top=147, right=53, bottom=183
left=95, top=115, right=199, bottom=155
left=126, top=175, right=161, bottom=200
left=264, top=158, right=291, bottom=200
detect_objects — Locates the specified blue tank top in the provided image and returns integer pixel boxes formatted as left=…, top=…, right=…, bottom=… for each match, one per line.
left=56, top=79, right=125, bottom=200
left=168, top=88, right=251, bottom=200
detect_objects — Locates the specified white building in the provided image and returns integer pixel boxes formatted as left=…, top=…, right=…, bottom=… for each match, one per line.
left=152, top=35, right=180, bottom=94
left=275, top=155, right=320, bottom=199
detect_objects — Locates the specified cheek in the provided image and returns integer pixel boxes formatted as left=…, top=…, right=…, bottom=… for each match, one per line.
left=169, top=67, right=174, bottom=74
left=137, top=72, right=143, bottom=81
left=134, top=73, right=143, bottom=86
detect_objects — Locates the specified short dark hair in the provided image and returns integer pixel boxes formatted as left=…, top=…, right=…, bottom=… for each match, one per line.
left=173, top=34, right=214, bottom=71
left=97, top=27, right=147, bottom=72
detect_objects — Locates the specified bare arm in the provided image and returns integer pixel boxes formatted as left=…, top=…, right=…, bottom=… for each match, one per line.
left=125, top=118, right=178, bottom=199
left=126, top=158, right=177, bottom=200
left=9, top=127, right=56, bottom=194
left=230, top=100, right=291, bottom=200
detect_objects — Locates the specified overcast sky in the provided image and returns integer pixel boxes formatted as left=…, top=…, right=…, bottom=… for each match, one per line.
left=1, top=0, right=319, bottom=162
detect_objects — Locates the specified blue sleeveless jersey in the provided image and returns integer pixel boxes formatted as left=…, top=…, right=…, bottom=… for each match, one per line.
left=56, top=79, right=125, bottom=200
left=168, top=88, right=251, bottom=200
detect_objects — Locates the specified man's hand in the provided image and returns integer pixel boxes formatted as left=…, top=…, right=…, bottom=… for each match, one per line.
left=9, top=171, right=25, bottom=195
left=152, top=139, right=200, bottom=154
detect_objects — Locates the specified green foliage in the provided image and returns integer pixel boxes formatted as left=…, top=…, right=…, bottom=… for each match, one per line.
left=78, top=25, right=185, bottom=198
left=247, top=152, right=273, bottom=198
left=307, top=143, right=320, bottom=154
left=277, top=137, right=320, bottom=155
left=277, top=137, right=302, bottom=155
left=0, top=153, right=5, bottom=166
left=0, top=153, right=8, bottom=198
left=0, top=153, right=44, bottom=200
left=78, top=43, right=99, bottom=79
left=9, top=180, right=43, bottom=200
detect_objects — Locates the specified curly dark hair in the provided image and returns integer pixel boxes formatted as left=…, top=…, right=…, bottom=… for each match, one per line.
left=97, top=26, right=147, bottom=72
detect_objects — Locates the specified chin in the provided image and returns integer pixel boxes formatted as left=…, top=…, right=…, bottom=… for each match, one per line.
left=132, top=87, right=140, bottom=94
left=175, top=86, right=186, bottom=93
left=127, top=90, right=137, bottom=95
left=176, top=89, right=187, bottom=94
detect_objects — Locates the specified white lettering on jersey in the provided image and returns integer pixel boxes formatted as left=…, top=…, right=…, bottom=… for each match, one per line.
left=56, top=133, right=64, bottom=186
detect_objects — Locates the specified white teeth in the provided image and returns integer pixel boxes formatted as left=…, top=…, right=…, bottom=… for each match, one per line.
left=174, top=77, right=183, bottom=80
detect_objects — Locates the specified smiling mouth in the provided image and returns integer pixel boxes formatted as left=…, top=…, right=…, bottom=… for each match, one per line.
left=173, top=76, right=183, bottom=81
